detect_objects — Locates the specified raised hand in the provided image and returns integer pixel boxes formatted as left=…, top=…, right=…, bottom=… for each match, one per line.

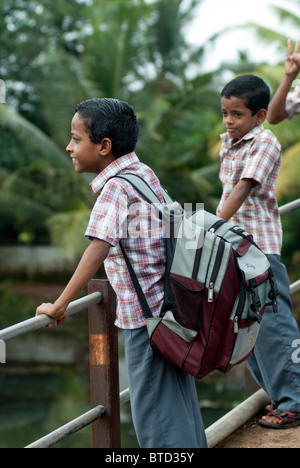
left=286, top=39, right=300, bottom=77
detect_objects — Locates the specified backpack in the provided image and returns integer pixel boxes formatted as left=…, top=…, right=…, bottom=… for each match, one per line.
left=112, top=173, right=279, bottom=379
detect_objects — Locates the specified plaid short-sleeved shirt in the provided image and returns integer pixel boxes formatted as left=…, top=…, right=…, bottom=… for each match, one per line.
left=286, top=81, right=300, bottom=120
left=85, top=152, right=166, bottom=329
left=217, top=125, right=283, bottom=255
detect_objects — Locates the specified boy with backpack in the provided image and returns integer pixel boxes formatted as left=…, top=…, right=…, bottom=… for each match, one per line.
left=218, top=74, right=300, bottom=428
left=36, top=98, right=207, bottom=448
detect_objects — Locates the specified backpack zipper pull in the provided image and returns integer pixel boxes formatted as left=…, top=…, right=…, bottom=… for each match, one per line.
left=208, top=282, right=214, bottom=302
left=234, top=316, right=239, bottom=333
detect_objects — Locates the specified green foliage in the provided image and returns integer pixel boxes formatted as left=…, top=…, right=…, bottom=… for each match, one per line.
left=0, top=0, right=299, bottom=270
left=46, top=209, right=91, bottom=259
left=0, top=284, right=34, bottom=327
left=0, top=106, right=92, bottom=245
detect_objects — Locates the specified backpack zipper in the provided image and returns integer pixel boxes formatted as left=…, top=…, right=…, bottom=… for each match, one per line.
left=233, top=276, right=246, bottom=333
left=208, top=219, right=227, bottom=234
left=208, top=240, right=225, bottom=302
left=234, top=316, right=239, bottom=333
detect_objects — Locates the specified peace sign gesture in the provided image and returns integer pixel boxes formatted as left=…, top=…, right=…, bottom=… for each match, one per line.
left=268, top=39, right=300, bottom=124
left=286, top=39, right=300, bottom=77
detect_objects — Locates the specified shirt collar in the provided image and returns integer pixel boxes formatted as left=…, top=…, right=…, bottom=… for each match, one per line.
left=221, top=124, right=264, bottom=147
left=90, top=152, right=140, bottom=194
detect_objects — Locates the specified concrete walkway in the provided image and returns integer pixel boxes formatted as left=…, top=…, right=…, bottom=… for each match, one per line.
left=216, top=416, right=300, bottom=448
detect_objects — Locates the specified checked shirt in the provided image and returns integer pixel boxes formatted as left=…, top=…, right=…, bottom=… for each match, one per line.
left=85, top=153, right=166, bottom=329
left=217, top=125, right=283, bottom=255
left=286, top=80, right=300, bottom=120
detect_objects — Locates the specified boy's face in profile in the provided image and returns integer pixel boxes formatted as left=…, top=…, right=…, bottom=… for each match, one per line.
left=221, top=95, right=265, bottom=141
left=66, top=112, right=113, bottom=174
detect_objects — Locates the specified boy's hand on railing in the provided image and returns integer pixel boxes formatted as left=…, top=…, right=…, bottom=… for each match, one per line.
left=36, top=302, right=67, bottom=327
left=35, top=239, right=110, bottom=329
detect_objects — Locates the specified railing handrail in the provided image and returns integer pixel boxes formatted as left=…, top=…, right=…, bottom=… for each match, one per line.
left=26, top=389, right=132, bottom=449
left=0, top=283, right=132, bottom=448
left=279, top=198, right=300, bottom=216
left=0, top=291, right=102, bottom=342
left=291, top=279, right=300, bottom=296
left=279, top=198, right=300, bottom=297
left=25, top=405, right=106, bottom=449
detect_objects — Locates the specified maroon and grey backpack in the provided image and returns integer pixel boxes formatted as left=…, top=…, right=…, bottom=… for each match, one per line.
left=113, top=174, right=279, bottom=379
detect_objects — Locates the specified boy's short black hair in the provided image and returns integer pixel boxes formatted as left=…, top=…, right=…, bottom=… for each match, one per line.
left=75, top=98, right=139, bottom=158
left=221, top=75, right=270, bottom=115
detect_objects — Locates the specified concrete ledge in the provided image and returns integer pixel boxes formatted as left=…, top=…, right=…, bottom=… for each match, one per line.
left=0, top=246, right=77, bottom=277
left=206, top=389, right=270, bottom=448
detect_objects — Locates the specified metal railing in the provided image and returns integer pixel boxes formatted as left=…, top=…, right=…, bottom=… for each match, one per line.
left=0, top=279, right=122, bottom=448
left=291, top=280, right=300, bottom=296
left=279, top=198, right=300, bottom=215
left=0, top=199, right=299, bottom=448
left=25, top=405, right=106, bottom=449
left=25, top=388, right=130, bottom=448
left=279, top=198, right=300, bottom=298
left=0, top=292, right=102, bottom=342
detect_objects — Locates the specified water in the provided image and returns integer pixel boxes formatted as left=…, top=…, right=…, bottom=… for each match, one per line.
left=0, top=371, right=244, bottom=448
left=0, top=294, right=245, bottom=448
left=0, top=341, right=244, bottom=448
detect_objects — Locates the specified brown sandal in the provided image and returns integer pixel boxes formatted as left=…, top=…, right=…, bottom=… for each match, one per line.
left=259, top=409, right=300, bottom=429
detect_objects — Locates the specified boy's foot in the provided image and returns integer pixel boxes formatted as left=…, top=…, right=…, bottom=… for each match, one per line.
left=259, top=409, right=300, bottom=429
left=264, top=404, right=276, bottom=413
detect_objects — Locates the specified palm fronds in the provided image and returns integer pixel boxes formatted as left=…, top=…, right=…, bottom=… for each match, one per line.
left=46, top=209, right=91, bottom=259
left=0, top=105, right=69, bottom=168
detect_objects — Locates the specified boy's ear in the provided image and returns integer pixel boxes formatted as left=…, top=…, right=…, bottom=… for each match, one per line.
left=99, top=137, right=113, bottom=156
left=256, top=109, right=268, bottom=125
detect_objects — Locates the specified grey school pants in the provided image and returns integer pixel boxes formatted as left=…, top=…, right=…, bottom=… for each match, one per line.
left=122, top=327, right=208, bottom=448
left=247, top=254, right=300, bottom=412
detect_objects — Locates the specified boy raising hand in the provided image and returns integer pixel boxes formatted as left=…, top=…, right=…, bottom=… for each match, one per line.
left=218, top=75, right=300, bottom=429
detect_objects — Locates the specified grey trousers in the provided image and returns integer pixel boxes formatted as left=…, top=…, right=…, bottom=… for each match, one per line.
left=122, top=327, right=208, bottom=448
left=247, top=254, right=300, bottom=412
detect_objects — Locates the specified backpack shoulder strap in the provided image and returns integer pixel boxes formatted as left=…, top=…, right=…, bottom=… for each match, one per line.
left=111, top=173, right=174, bottom=208
left=108, top=173, right=176, bottom=321
left=107, top=173, right=169, bottom=321
left=119, top=241, right=153, bottom=320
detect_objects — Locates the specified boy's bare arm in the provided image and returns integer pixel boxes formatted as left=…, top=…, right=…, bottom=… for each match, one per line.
left=36, top=238, right=110, bottom=326
left=268, top=39, right=300, bottom=124
left=218, top=178, right=257, bottom=221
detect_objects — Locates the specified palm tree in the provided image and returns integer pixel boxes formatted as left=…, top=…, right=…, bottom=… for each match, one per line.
left=0, top=104, right=70, bottom=169
left=81, top=0, right=152, bottom=99
left=0, top=0, right=247, bottom=255
left=0, top=104, right=91, bottom=247
left=125, top=0, right=223, bottom=210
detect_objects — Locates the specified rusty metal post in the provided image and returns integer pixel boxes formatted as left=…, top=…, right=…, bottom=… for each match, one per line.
left=88, top=279, right=120, bottom=448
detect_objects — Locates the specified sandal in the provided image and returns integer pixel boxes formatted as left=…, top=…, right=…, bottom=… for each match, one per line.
left=259, top=409, right=300, bottom=429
